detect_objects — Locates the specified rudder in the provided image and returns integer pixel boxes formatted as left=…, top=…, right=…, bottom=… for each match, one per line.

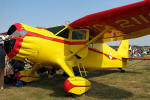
left=117, top=40, right=129, bottom=58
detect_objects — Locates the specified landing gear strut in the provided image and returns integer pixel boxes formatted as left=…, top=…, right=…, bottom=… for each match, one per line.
left=118, top=68, right=125, bottom=73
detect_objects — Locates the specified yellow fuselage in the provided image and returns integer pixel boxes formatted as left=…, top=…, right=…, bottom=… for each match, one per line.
left=6, top=23, right=128, bottom=77
left=13, top=35, right=127, bottom=70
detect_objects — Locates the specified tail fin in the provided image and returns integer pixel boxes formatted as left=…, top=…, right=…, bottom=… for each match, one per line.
left=117, top=40, right=129, bottom=58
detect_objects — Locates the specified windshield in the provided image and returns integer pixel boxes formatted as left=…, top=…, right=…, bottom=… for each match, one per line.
left=56, top=28, right=69, bottom=38
left=45, top=25, right=65, bottom=34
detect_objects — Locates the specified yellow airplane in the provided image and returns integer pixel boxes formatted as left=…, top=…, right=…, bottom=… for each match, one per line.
left=2, top=0, right=150, bottom=95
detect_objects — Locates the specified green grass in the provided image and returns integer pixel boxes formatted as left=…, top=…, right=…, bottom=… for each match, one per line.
left=1, top=60, right=150, bottom=100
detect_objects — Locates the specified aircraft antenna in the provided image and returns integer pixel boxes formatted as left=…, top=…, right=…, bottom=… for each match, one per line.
left=65, top=20, right=71, bottom=24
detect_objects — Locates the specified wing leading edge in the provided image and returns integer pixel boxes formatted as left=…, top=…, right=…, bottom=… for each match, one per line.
left=70, top=0, right=150, bottom=43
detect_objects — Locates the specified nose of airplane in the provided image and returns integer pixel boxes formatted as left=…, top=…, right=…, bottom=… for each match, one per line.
left=3, top=37, right=23, bottom=58
left=4, top=39, right=16, bottom=54
left=3, top=23, right=25, bottom=58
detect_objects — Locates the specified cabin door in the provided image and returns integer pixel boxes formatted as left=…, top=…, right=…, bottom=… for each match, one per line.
left=69, top=29, right=89, bottom=59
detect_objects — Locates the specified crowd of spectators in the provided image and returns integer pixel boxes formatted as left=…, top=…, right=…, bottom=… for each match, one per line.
left=0, top=43, right=25, bottom=89
left=129, top=46, right=150, bottom=57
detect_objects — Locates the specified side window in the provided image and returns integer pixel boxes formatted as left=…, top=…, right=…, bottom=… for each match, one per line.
left=57, top=28, right=69, bottom=38
left=72, top=30, right=86, bottom=40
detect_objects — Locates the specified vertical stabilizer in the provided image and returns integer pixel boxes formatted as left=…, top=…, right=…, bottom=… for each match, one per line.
left=117, top=40, right=129, bottom=58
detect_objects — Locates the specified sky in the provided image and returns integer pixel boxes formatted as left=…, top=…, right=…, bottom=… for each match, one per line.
left=0, top=0, right=149, bottom=46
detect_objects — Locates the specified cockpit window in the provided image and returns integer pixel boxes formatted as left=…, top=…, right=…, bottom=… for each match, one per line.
left=45, top=25, right=65, bottom=34
left=57, top=28, right=69, bottom=38
left=72, top=30, right=86, bottom=40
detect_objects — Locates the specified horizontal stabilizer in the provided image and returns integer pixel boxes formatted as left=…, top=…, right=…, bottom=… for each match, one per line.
left=123, top=57, right=150, bottom=60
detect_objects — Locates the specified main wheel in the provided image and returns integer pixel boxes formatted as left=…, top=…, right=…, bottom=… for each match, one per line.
left=64, top=76, right=91, bottom=95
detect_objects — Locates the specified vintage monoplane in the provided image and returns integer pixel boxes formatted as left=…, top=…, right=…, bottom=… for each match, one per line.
left=1, top=0, right=150, bottom=95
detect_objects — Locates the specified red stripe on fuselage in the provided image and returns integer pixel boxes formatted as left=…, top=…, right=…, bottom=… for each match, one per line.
left=88, top=48, right=119, bottom=60
left=25, top=32, right=87, bottom=45
left=7, top=32, right=87, bottom=58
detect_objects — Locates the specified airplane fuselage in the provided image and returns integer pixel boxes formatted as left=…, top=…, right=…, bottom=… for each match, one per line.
left=4, top=23, right=128, bottom=73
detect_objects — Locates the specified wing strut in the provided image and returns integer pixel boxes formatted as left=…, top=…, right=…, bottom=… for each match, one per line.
left=66, top=26, right=113, bottom=60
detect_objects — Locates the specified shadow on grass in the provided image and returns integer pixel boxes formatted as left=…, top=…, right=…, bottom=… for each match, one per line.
left=4, top=69, right=136, bottom=99
left=24, top=71, right=134, bottom=99
left=87, top=69, right=142, bottom=78
left=88, top=80, right=133, bottom=99
left=88, top=69, right=120, bottom=77
left=28, top=75, right=66, bottom=97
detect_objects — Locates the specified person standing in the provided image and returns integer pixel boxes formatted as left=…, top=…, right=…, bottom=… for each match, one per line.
left=0, top=45, right=6, bottom=89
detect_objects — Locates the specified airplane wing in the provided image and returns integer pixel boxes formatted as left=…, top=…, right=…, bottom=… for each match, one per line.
left=70, top=0, right=150, bottom=43
left=0, top=32, right=7, bottom=35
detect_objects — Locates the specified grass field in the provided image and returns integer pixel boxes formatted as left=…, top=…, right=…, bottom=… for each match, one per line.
left=0, top=60, right=150, bottom=100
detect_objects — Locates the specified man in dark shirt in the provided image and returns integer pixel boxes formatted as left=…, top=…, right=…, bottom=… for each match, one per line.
left=0, top=45, right=6, bottom=89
